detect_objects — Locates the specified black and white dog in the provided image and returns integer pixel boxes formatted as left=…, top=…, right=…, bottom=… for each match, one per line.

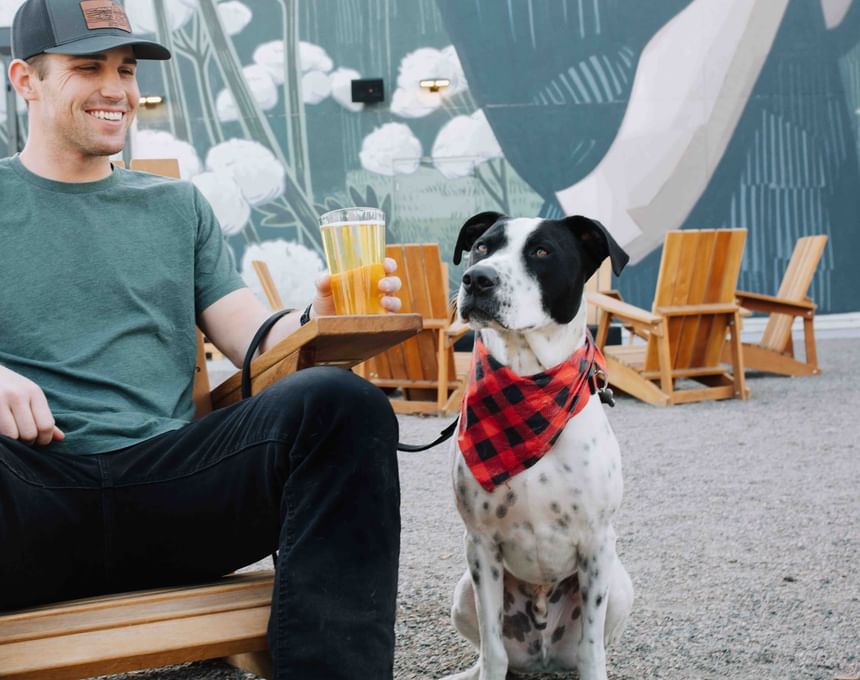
left=441, top=212, right=632, bottom=680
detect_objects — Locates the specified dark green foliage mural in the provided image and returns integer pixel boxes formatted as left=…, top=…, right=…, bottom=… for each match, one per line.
left=3, top=0, right=859, bottom=313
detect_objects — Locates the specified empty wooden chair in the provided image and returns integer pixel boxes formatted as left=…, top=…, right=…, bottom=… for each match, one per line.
left=588, top=229, right=749, bottom=406
left=357, top=243, right=470, bottom=415
left=730, top=235, right=828, bottom=376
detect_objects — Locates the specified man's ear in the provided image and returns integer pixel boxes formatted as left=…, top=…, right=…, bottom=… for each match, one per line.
left=8, top=60, right=38, bottom=104
left=563, top=215, right=630, bottom=279
left=452, top=211, right=505, bottom=265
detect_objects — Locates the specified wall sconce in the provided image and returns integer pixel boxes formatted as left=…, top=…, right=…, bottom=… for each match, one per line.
left=140, top=95, right=165, bottom=108
left=419, top=78, right=450, bottom=93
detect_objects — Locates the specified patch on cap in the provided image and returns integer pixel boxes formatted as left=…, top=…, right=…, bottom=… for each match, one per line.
left=79, top=0, right=132, bottom=32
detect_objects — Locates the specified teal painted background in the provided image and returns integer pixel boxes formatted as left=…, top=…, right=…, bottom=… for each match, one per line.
left=3, top=0, right=859, bottom=313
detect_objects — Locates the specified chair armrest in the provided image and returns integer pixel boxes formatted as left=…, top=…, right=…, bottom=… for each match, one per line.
left=654, top=303, right=740, bottom=317
left=586, top=292, right=662, bottom=325
left=734, top=290, right=816, bottom=316
left=210, top=314, right=422, bottom=409
left=446, top=319, right=471, bottom=343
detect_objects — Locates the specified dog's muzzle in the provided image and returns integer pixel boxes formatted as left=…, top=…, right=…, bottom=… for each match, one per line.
left=459, top=265, right=502, bottom=323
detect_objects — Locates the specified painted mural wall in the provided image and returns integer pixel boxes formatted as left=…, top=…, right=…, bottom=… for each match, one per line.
left=2, top=0, right=859, bottom=313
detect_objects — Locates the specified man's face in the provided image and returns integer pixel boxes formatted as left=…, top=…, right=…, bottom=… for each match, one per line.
left=27, top=47, right=139, bottom=158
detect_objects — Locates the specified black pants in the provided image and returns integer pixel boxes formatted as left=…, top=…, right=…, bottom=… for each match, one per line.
left=0, top=367, right=401, bottom=679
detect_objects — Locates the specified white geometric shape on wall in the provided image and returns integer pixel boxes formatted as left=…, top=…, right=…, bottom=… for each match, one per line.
left=216, top=64, right=278, bottom=122
left=303, top=70, right=332, bottom=105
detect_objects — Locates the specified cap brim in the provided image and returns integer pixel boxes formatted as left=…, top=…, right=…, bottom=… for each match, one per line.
left=44, top=34, right=171, bottom=61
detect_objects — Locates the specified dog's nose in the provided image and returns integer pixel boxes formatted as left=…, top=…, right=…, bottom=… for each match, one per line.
left=462, top=266, right=499, bottom=294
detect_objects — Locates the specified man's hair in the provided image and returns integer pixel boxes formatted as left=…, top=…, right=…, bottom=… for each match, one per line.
left=25, top=54, right=49, bottom=80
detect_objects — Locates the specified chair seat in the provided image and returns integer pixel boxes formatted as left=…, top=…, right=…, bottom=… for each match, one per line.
left=0, top=572, right=273, bottom=680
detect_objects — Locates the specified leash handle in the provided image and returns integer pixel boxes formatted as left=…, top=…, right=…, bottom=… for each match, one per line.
left=397, top=417, right=458, bottom=452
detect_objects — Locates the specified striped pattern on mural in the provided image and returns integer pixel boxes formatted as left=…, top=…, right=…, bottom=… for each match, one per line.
left=533, top=46, right=635, bottom=106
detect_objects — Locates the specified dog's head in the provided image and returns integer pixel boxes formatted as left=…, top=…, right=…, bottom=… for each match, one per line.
left=453, top=212, right=629, bottom=331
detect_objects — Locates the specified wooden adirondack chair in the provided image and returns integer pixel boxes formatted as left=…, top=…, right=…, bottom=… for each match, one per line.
left=587, top=229, right=749, bottom=406
left=251, top=259, right=285, bottom=310
left=728, top=235, right=828, bottom=376
left=357, top=243, right=470, bottom=415
left=0, top=159, right=422, bottom=679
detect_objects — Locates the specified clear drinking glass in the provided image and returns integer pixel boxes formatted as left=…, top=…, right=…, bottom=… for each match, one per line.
left=319, top=207, right=386, bottom=315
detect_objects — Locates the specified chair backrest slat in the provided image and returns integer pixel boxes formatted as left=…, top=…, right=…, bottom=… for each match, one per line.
left=761, top=235, right=828, bottom=351
left=645, top=229, right=747, bottom=372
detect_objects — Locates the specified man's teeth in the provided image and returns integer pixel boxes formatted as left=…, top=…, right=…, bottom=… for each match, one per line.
left=89, top=111, right=123, bottom=121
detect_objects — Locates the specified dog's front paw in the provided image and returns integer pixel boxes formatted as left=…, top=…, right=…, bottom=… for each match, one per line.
left=438, top=663, right=480, bottom=680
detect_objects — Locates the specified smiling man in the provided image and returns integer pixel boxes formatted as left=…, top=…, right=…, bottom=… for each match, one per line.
left=0, top=2, right=403, bottom=678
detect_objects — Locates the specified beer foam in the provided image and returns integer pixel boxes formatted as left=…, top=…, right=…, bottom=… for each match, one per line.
left=321, top=220, right=385, bottom=229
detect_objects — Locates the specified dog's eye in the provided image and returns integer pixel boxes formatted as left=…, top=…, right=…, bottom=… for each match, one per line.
left=533, top=247, right=550, bottom=258
left=474, top=243, right=488, bottom=255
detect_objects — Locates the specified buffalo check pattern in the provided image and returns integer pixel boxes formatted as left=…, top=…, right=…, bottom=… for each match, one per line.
left=458, top=332, right=606, bottom=492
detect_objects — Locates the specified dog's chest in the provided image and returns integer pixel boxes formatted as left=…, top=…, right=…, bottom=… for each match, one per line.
left=453, top=397, right=622, bottom=584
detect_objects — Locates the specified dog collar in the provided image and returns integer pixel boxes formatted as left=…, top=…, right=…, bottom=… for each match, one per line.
left=458, top=332, right=607, bottom=492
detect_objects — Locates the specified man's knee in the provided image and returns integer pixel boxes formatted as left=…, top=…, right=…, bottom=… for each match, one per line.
left=254, top=367, right=398, bottom=458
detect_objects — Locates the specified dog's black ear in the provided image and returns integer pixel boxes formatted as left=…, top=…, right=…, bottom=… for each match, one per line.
left=563, top=215, right=629, bottom=278
left=452, top=211, right=505, bottom=265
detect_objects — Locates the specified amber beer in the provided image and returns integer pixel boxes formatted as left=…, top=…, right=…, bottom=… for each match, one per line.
left=319, top=207, right=386, bottom=314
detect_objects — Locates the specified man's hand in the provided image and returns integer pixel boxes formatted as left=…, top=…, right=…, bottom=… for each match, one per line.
left=0, top=365, right=64, bottom=446
left=310, top=256, right=403, bottom=317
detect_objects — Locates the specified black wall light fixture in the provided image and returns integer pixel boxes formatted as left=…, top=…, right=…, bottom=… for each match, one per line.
left=351, top=78, right=385, bottom=103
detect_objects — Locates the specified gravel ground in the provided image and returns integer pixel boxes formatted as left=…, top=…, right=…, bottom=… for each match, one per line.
left=99, top=337, right=859, bottom=680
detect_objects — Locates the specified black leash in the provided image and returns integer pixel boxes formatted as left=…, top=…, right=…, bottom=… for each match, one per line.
left=396, top=417, right=459, bottom=452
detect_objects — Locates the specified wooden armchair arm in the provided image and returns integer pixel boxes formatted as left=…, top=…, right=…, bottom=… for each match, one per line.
left=586, top=292, right=662, bottom=325
left=734, top=290, right=816, bottom=316
left=210, top=314, right=422, bottom=409
left=654, top=303, right=740, bottom=317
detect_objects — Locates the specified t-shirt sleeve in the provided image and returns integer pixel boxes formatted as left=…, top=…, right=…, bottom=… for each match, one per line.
left=191, top=184, right=247, bottom=313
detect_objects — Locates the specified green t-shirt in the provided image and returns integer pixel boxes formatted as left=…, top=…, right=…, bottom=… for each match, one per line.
left=0, top=156, right=246, bottom=454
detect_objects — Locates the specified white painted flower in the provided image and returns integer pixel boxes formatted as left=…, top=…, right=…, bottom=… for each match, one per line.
left=0, top=0, right=26, bottom=27
left=192, top=172, right=250, bottom=236
left=330, top=67, right=364, bottom=112
left=360, top=123, right=422, bottom=176
left=431, top=109, right=503, bottom=179
left=206, top=139, right=285, bottom=206
left=253, top=41, right=285, bottom=85
left=217, top=1, right=252, bottom=36
left=241, top=239, right=325, bottom=310
left=391, top=45, right=468, bottom=118
left=216, top=64, right=279, bottom=121
left=132, top=129, right=202, bottom=179
left=252, top=40, right=332, bottom=87
left=302, top=70, right=331, bottom=104
left=125, top=0, right=197, bottom=34
left=299, top=42, right=333, bottom=73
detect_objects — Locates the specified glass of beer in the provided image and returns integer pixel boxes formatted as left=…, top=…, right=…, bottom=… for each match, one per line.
left=319, top=207, right=387, bottom=315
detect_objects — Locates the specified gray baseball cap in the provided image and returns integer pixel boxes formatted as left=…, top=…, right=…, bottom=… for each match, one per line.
left=11, top=0, right=170, bottom=61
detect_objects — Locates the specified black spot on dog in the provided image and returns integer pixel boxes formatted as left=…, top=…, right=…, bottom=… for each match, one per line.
left=491, top=566, right=500, bottom=581
left=503, top=611, right=531, bottom=641
left=505, top=490, right=517, bottom=506
left=527, top=638, right=542, bottom=656
left=496, top=504, right=508, bottom=519
left=571, top=605, right=581, bottom=620
left=550, top=501, right=561, bottom=514
left=539, top=473, right=548, bottom=484
left=551, top=625, right=566, bottom=643
left=471, top=570, right=480, bottom=586
left=483, top=501, right=490, bottom=511
left=595, top=593, right=603, bottom=607
left=504, top=589, right=515, bottom=612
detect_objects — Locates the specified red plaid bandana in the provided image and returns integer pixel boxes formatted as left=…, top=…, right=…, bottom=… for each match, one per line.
left=458, top=333, right=606, bottom=492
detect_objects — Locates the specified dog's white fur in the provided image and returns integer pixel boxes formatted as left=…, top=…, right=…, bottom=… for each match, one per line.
left=443, top=218, right=633, bottom=680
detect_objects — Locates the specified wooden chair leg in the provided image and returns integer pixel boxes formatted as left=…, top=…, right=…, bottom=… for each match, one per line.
left=803, top=315, right=820, bottom=373
left=595, top=310, right=610, bottom=348
left=728, top=312, right=749, bottom=399
left=437, top=328, right=449, bottom=412
left=655, top=321, right=674, bottom=400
